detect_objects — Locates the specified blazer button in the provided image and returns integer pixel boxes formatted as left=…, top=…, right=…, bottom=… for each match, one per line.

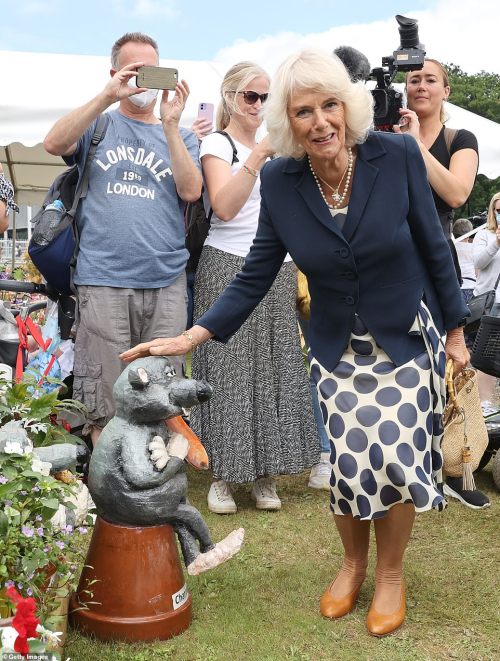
left=344, top=296, right=355, bottom=305
left=340, top=248, right=349, bottom=258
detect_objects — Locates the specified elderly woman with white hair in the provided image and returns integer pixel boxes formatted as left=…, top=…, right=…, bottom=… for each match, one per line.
left=122, top=49, right=470, bottom=636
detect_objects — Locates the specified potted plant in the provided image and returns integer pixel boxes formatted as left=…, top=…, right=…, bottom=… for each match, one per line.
left=0, top=375, right=92, bottom=655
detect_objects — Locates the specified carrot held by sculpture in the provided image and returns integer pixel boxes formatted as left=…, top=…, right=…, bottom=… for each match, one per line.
left=164, top=415, right=209, bottom=470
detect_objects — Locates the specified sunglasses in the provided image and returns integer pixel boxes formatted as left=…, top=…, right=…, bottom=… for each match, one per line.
left=235, top=90, right=269, bottom=105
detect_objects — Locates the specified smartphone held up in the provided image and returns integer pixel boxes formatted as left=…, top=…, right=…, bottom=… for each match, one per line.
left=136, top=66, right=179, bottom=90
left=198, top=102, right=214, bottom=124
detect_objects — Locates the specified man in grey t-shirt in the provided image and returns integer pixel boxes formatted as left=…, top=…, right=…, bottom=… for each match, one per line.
left=44, top=32, right=202, bottom=444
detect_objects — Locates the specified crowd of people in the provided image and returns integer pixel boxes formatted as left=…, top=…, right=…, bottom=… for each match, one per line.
left=1, top=31, right=498, bottom=638
left=394, top=58, right=494, bottom=509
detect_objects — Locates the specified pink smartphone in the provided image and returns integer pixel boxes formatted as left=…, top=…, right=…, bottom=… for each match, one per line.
left=198, top=102, right=214, bottom=123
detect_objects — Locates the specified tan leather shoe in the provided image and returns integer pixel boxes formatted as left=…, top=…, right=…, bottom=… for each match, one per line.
left=366, top=583, right=406, bottom=637
left=320, top=582, right=363, bottom=619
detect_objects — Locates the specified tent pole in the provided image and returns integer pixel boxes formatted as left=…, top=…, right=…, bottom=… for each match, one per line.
left=11, top=210, right=16, bottom=273
left=27, top=206, right=32, bottom=243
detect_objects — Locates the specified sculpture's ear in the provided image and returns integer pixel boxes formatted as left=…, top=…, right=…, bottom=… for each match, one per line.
left=128, top=366, right=150, bottom=389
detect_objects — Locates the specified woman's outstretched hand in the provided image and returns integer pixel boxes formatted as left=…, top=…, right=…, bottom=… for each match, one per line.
left=119, top=326, right=213, bottom=363
left=120, top=336, right=190, bottom=363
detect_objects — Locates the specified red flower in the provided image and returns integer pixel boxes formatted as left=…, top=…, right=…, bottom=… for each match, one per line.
left=6, top=586, right=40, bottom=657
left=49, top=413, right=71, bottom=432
left=61, top=418, right=71, bottom=432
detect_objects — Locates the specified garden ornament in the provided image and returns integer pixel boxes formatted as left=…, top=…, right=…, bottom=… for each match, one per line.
left=0, top=420, right=92, bottom=530
left=88, top=356, right=244, bottom=575
left=0, top=420, right=89, bottom=473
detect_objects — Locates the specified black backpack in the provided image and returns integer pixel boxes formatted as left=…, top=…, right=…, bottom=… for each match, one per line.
left=28, top=114, right=110, bottom=295
left=185, top=131, right=238, bottom=273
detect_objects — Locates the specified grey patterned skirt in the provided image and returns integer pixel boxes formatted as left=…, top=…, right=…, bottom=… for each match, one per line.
left=191, top=245, right=320, bottom=483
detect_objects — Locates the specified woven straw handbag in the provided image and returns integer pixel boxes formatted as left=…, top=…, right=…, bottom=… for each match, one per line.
left=442, top=360, right=489, bottom=488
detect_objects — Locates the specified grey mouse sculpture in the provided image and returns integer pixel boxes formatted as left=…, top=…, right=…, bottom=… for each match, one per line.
left=88, top=356, right=244, bottom=575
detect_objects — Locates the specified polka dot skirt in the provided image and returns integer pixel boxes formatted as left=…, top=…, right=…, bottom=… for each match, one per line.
left=310, top=303, right=447, bottom=520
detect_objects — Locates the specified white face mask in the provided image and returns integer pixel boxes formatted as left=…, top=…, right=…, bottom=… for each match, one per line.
left=127, top=77, right=158, bottom=108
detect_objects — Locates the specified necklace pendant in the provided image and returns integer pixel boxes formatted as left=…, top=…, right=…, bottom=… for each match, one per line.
left=331, top=192, right=342, bottom=203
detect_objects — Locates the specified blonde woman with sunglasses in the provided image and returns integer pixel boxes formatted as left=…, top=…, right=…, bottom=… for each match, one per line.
left=189, top=61, right=320, bottom=514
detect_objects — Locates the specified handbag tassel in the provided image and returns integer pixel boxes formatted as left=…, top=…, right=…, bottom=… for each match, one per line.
left=462, top=446, right=476, bottom=491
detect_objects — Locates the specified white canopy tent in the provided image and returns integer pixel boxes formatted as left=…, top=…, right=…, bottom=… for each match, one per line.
left=1, top=50, right=500, bottom=207
left=0, top=50, right=225, bottom=206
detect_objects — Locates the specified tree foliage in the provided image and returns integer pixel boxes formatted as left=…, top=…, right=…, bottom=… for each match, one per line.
left=446, top=64, right=500, bottom=123
left=445, top=63, right=500, bottom=218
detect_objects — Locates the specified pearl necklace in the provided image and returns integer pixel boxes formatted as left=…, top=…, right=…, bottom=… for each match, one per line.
left=308, top=147, right=353, bottom=209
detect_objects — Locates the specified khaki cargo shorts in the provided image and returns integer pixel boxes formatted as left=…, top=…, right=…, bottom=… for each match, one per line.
left=73, top=275, right=187, bottom=430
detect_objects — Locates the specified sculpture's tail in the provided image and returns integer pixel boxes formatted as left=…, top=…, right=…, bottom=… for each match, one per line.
left=187, top=528, right=245, bottom=576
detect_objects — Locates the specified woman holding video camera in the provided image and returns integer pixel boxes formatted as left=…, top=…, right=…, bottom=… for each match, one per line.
left=397, top=58, right=478, bottom=204
left=122, top=49, right=470, bottom=636
left=395, top=59, right=478, bottom=266
left=395, top=59, right=489, bottom=510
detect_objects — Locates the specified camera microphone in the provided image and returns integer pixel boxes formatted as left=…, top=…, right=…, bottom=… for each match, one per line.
left=334, top=46, right=372, bottom=83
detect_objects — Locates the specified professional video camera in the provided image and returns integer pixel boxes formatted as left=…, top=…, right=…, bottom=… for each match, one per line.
left=371, top=14, right=426, bottom=131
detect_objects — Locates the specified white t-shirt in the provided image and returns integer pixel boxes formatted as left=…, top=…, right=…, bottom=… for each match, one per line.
left=473, top=227, right=500, bottom=303
left=454, top=240, right=476, bottom=289
left=200, top=132, right=291, bottom=260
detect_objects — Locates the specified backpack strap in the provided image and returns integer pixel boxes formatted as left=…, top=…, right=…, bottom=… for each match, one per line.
left=443, top=127, right=458, bottom=156
left=215, top=130, right=239, bottom=165
left=206, top=130, right=240, bottom=222
left=68, top=113, right=110, bottom=217
left=441, top=126, right=460, bottom=234
left=69, top=113, right=110, bottom=295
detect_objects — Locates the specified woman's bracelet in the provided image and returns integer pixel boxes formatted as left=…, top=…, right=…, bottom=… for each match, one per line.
left=181, top=330, right=197, bottom=351
left=242, top=164, right=259, bottom=178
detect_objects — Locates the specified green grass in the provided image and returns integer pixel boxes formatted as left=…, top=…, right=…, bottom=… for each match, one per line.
left=65, top=467, right=499, bottom=661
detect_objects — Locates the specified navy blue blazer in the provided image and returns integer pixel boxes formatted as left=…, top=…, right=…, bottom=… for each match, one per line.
left=197, top=131, right=469, bottom=371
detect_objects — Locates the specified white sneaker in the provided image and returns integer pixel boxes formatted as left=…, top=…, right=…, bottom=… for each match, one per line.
left=308, top=457, right=331, bottom=490
left=251, top=477, right=282, bottom=510
left=207, top=480, right=237, bottom=514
